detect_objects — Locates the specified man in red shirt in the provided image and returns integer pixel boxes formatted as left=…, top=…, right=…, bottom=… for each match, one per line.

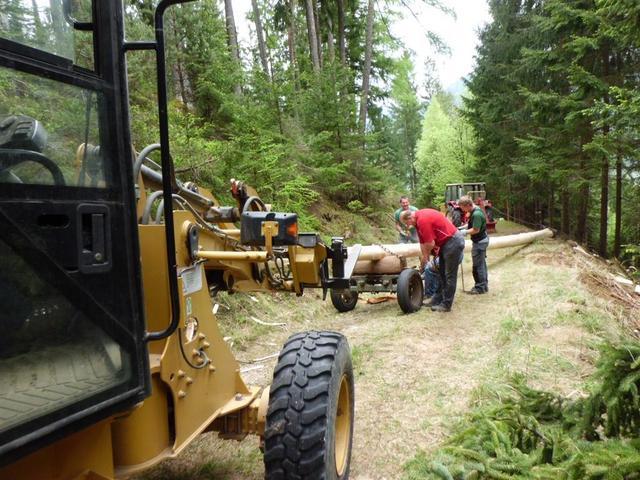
left=400, top=208, right=465, bottom=312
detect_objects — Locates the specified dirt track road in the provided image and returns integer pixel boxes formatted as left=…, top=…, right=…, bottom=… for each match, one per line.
left=140, top=233, right=621, bottom=480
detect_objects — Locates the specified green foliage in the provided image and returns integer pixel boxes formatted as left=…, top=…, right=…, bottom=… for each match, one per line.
left=117, top=0, right=438, bottom=225
left=464, top=0, right=638, bottom=260
left=404, top=341, right=640, bottom=479
left=415, top=94, right=476, bottom=207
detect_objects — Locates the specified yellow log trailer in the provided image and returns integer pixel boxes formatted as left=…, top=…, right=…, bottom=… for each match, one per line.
left=0, top=1, right=356, bottom=479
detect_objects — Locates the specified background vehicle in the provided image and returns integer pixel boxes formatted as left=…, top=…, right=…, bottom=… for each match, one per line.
left=0, top=1, right=354, bottom=479
left=444, top=182, right=496, bottom=232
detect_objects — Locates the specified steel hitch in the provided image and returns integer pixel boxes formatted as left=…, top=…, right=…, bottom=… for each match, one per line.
left=321, top=238, right=361, bottom=299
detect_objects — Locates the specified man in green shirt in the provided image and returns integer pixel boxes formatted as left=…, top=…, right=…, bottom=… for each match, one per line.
left=459, top=196, right=489, bottom=294
left=394, top=196, right=418, bottom=243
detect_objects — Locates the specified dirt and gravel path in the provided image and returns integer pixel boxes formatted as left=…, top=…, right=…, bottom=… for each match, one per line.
left=140, top=233, right=626, bottom=480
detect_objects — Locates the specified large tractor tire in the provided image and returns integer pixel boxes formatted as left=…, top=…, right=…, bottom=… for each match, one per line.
left=396, top=268, right=423, bottom=314
left=264, top=331, right=354, bottom=480
left=330, top=288, right=358, bottom=313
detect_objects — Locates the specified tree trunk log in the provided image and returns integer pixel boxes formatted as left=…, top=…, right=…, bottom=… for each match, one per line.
left=350, top=229, right=554, bottom=274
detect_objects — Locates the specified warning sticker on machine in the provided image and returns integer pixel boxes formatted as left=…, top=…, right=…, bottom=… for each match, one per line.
left=179, top=264, right=203, bottom=295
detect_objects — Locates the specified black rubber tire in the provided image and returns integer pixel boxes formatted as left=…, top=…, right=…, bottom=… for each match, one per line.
left=329, top=289, right=358, bottom=313
left=396, top=268, right=423, bottom=314
left=264, top=331, right=354, bottom=480
left=450, top=208, right=462, bottom=227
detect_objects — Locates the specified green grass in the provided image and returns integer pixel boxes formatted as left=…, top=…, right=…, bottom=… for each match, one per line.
left=139, top=441, right=263, bottom=480
left=496, top=314, right=535, bottom=345
left=351, top=343, right=374, bottom=375
left=402, top=240, right=635, bottom=480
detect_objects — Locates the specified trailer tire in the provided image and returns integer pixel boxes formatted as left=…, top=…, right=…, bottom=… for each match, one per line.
left=264, top=331, right=354, bottom=480
left=330, top=288, right=358, bottom=313
left=397, top=268, right=423, bottom=314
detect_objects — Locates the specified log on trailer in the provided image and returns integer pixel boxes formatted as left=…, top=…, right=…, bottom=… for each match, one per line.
left=351, top=228, right=554, bottom=275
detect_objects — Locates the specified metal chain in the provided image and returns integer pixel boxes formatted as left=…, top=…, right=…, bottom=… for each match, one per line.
left=374, top=243, right=407, bottom=269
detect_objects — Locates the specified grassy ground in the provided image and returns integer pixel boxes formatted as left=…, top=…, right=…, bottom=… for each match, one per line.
left=137, top=221, right=633, bottom=480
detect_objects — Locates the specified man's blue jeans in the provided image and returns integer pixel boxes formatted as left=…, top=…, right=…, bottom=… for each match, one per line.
left=423, top=259, right=440, bottom=297
left=472, top=237, right=489, bottom=292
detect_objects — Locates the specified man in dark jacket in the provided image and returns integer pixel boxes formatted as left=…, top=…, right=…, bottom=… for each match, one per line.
left=401, top=208, right=465, bottom=312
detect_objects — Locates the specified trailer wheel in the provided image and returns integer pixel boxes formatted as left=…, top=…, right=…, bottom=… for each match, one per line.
left=397, top=268, right=423, bottom=314
left=264, top=331, right=354, bottom=480
left=330, top=288, right=358, bottom=313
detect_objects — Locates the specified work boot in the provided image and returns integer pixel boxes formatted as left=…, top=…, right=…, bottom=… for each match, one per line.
left=422, top=296, right=434, bottom=307
left=466, top=288, right=487, bottom=295
left=431, top=304, right=451, bottom=313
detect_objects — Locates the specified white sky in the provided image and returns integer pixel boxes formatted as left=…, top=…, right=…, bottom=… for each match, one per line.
left=234, top=0, right=491, bottom=92
left=392, top=0, right=491, bottom=90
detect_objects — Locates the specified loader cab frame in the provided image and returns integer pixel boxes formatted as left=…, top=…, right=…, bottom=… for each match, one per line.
left=0, top=1, right=149, bottom=464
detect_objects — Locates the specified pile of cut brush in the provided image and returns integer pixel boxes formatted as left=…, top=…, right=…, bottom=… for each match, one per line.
left=405, top=342, right=640, bottom=480
left=572, top=244, right=640, bottom=336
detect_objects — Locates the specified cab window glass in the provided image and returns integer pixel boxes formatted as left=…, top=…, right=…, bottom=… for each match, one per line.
left=0, top=0, right=94, bottom=69
left=0, top=66, right=109, bottom=187
left=0, top=237, right=132, bottom=436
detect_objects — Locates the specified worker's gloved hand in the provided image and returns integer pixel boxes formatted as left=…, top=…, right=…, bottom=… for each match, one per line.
left=459, top=228, right=469, bottom=236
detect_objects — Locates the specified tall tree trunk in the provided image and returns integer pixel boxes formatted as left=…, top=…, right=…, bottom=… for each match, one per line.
left=304, top=0, right=320, bottom=72
left=598, top=49, right=611, bottom=257
left=287, top=0, right=302, bottom=97
left=31, top=0, right=44, bottom=42
left=251, top=0, right=270, bottom=77
left=49, top=0, right=67, bottom=52
left=326, top=14, right=335, bottom=63
left=359, top=0, right=374, bottom=136
left=561, top=189, right=570, bottom=235
left=598, top=154, right=609, bottom=257
left=314, top=0, right=323, bottom=68
left=262, top=22, right=284, bottom=135
left=614, top=154, right=622, bottom=257
left=547, top=185, right=554, bottom=229
left=506, top=181, right=512, bottom=222
left=170, top=9, right=190, bottom=107
left=337, top=0, right=346, bottom=65
left=224, top=0, right=242, bottom=95
left=576, top=157, right=590, bottom=245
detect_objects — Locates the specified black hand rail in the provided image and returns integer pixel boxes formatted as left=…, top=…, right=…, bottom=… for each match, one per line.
left=142, top=0, right=196, bottom=342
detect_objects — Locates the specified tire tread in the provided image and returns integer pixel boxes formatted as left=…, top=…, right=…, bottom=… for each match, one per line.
left=264, top=331, right=350, bottom=479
